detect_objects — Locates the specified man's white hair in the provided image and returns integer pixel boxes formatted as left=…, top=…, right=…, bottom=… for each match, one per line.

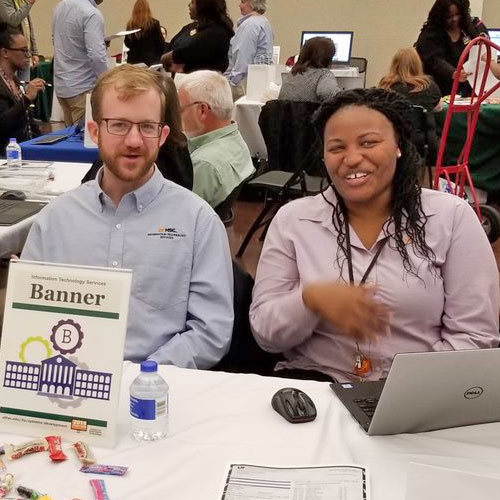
left=178, top=70, right=233, bottom=120
left=246, top=0, right=267, bottom=14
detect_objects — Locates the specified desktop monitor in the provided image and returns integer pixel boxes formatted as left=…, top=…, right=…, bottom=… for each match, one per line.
left=489, top=29, right=500, bottom=49
left=300, top=31, right=354, bottom=64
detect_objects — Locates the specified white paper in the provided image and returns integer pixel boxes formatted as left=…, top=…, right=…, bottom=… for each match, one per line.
left=220, top=464, right=368, bottom=500
left=463, top=45, right=500, bottom=97
left=0, top=260, right=132, bottom=447
left=246, top=64, right=275, bottom=101
left=405, top=463, right=500, bottom=500
left=104, top=28, right=140, bottom=42
left=84, top=93, right=98, bottom=149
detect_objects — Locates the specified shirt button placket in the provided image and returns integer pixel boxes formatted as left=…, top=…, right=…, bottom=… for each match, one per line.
left=108, top=220, right=124, bottom=269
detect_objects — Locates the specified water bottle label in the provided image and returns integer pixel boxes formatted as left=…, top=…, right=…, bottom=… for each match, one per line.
left=6, top=150, right=20, bottom=160
left=130, top=396, right=167, bottom=420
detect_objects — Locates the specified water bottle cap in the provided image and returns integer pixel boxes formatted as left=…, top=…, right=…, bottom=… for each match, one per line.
left=8, top=138, right=16, bottom=142
left=140, top=360, right=158, bottom=372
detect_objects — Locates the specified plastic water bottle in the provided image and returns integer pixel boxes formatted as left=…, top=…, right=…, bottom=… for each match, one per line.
left=129, top=360, right=169, bottom=441
left=6, top=138, right=22, bottom=170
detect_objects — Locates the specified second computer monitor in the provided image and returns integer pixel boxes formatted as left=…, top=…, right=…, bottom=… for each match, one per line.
left=300, top=31, right=354, bottom=64
left=489, top=29, right=500, bottom=48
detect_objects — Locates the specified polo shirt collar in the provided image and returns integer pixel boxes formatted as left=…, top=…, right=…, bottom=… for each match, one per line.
left=92, top=165, right=164, bottom=212
left=237, top=13, right=254, bottom=27
left=298, top=186, right=437, bottom=249
left=187, top=122, right=237, bottom=154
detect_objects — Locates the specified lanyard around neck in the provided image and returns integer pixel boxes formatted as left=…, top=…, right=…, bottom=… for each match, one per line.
left=345, top=216, right=388, bottom=286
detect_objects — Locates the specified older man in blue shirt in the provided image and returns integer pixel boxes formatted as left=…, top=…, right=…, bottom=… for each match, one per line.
left=22, top=65, right=234, bottom=369
left=52, top=0, right=108, bottom=126
left=225, top=0, right=273, bottom=101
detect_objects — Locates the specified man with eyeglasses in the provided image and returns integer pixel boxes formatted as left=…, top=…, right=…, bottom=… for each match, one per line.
left=22, top=65, right=234, bottom=370
left=52, top=0, right=108, bottom=126
left=0, top=0, right=39, bottom=83
left=0, top=23, right=44, bottom=155
left=177, top=70, right=254, bottom=209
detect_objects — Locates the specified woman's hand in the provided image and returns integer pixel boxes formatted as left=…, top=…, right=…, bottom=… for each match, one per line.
left=302, top=282, right=391, bottom=341
left=25, top=78, right=45, bottom=101
left=453, top=69, right=471, bottom=82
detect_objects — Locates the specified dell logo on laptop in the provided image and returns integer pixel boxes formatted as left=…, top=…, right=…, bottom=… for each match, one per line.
left=464, top=387, right=484, bottom=399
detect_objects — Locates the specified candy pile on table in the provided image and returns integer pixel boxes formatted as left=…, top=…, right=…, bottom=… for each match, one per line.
left=0, top=437, right=128, bottom=500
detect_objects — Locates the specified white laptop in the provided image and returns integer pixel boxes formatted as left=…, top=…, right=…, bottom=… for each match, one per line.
left=331, top=348, right=500, bottom=435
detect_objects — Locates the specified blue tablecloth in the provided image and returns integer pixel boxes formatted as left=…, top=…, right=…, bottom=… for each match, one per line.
left=20, top=126, right=99, bottom=163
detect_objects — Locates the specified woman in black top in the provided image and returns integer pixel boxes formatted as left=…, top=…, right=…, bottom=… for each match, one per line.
left=169, top=0, right=198, bottom=53
left=379, top=47, right=442, bottom=112
left=124, top=0, right=166, bottom=67
left=0, top=24, right=42, bottom=156
left=161, top=0, right=234, bottom=74
left=379, top=47, right=442, bottom=164
left=415, top=0, right=487, bottom=96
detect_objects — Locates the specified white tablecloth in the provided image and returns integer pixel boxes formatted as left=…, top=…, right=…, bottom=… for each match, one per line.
left=1, top=363, right=500, bottom=500
left=233, top=96, right=268, bottom=159
left=0, top=162, right=90, bottom=257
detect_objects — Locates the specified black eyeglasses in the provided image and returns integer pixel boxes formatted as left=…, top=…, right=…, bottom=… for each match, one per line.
left=100, top=118, right=165, bottom=138
left=7, top=47, right=31, bottom=57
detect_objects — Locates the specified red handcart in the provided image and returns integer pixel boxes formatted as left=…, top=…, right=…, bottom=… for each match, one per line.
left=434, top=36, right=500, bottom=242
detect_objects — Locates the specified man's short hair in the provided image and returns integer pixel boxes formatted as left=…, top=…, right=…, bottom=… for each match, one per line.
left=246, top=0, right=267, bottom=14
left=0, top=23, right=22, bottom=52
left=91, top=65, right=167, bottom=122
left=178, top=70, right=233, bottom=120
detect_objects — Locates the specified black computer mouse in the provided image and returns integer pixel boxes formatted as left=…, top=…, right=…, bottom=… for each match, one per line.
left=0, top=190, right=26, bottom=201
left=271, top=387, right=317, bottom=423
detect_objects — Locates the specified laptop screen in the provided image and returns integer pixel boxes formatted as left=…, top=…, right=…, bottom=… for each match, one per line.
left=489, top=29, right=500, bottom=49
left=300, top=31, right=354, bottom=64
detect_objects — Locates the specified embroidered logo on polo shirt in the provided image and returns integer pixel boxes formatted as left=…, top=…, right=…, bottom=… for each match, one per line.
left=147, top=227, right=186, bottom=239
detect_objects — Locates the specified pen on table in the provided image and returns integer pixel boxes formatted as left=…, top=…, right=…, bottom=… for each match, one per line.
left=19, top=81, right=53, bottom=87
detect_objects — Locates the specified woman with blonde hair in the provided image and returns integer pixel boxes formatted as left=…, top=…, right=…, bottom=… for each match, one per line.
left=379, top=47, right=442, bottom=111
left=124, top=0, right=166, bottom=66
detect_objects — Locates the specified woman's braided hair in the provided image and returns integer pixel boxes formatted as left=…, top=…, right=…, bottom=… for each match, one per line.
left=312, top=87, right=435, bottom=278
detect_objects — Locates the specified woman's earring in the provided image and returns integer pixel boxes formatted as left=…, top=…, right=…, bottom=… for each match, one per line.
left=397, top=151, right=402, bottom=159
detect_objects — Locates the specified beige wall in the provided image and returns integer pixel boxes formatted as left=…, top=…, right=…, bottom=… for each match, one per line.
left=483, top=0, right=500, bottom=28
left=33, top=0, right=458, bottom=87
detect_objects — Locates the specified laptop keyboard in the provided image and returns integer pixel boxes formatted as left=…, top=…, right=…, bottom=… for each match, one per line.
left=0, top=200, right=21, bottom=212
left=354, top=397, right=379, bottom=418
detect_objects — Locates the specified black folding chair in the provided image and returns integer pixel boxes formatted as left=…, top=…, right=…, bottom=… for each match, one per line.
left=236, top=100, right=326, bottom=258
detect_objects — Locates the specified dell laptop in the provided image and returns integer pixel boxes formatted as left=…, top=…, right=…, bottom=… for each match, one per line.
left=331, top=348, right=500, bottom=435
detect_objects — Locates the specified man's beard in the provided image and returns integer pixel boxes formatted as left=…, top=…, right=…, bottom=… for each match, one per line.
left=99, top=144, right=158, bottom=185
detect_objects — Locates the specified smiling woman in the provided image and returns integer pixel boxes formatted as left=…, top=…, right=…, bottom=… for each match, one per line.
left=249, top=88, right=500, bottom=384
left=415, top=0, right=488, bottom=96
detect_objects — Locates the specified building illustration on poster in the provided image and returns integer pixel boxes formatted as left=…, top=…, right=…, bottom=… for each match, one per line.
left=2, top=318, right=112, bottom=401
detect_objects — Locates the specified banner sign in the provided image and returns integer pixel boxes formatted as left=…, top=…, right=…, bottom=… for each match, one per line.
left=0, top=260, right=132, bottom=447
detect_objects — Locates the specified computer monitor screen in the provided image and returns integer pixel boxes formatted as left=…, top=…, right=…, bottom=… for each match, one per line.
left=489, top=29, right=500, bottom=49
left=300, top=31, right=354, bottom=64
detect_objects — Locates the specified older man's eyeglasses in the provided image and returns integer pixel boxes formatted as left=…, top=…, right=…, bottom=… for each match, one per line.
left=101, top=118, right=165, bottom=138
left=180, top=101, right=211, bottom=113
left=7, top=47, right=32, bottom=57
